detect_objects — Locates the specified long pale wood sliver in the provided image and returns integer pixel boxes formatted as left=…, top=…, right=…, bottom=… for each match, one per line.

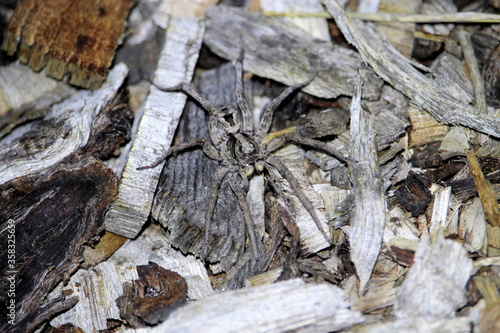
left=105, top=16, right=205, bottom=238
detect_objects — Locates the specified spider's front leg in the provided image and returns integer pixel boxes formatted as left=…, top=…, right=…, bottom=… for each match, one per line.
left=153, top=82, right=235, bottom=138
left=137, top=138, right=220, bottom=170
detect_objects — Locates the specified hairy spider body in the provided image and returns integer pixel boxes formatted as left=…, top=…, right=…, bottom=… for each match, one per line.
left=139, top=55, right=349, bottom=260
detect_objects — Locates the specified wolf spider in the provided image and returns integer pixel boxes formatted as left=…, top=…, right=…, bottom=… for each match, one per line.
left=138, top=54, right=350, bottom=259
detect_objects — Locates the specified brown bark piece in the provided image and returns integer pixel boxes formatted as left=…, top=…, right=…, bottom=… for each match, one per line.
left=116, top=262, right=187, bottom=327
left=0, top=157, right=118, bottom=332
left=395, top=171, right=433, bottom=217
left=2, top=0, right=133, bottom=89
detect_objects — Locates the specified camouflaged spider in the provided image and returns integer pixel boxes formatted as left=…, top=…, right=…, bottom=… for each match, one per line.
left=138, top=53, right=350, bottom=259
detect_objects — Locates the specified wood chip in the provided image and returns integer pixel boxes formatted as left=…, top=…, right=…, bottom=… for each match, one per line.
left=2, top=0, right=133, bottom=89
left=151, top=279, right=364, bottom=332
left=467, top=150, right=500, bottom=227
left=104, top=14, right=205, bottom=239
left=0, top=63, right=128, bottom=185
left=393, top=232, right=473, bottom=318
left=348, top=83, right=386, bottom=292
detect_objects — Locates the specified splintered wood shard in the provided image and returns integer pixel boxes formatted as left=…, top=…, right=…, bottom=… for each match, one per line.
left=151, top=279, right=364, bottom=332
left=348, top=83, right=386, bottom=292
left=2, top=0, right=133, bottom=89
left=105, top=16, right=205, bottom=239
left=204, top=5, right=383, bottom=100
left=322, top=0, right=500, bottom=139
left=394, top=233, right=473, bottom=318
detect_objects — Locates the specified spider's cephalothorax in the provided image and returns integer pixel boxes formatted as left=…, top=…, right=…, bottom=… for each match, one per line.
left=138, top=53, right=350, bottom=260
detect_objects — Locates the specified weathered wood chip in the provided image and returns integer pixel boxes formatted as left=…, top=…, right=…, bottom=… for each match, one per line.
left=151, top=279, right=364, bottom=332
left=0, top=63, right=129, bottom=186
left=105, top=15, right=205, bottom=239
left=348, top=83, right=386, bottom=292
left=0, top=158, right=118, bottom=332
left=467, top=150, right=500, bottom=227
left=394, top=232, right=473, bottom=318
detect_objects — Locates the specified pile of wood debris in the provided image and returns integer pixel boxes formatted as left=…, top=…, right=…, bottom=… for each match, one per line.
left=1, top=0, right=500, bottom=332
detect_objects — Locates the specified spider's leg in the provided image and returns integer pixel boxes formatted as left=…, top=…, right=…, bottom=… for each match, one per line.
left=266, top=133, right=351, bottom=164
left=154, top=82, right=220, bottom=117
left=137, top=138, right=219, bottom=170
left=203, top=165, right=229, bottom=259
left=234, top=47, right=253, bottom=134
left=228, top=172, right=261, bottom=260
left=255, top=73, right=317, bottom=140
left=154, top=82, right=235, bottom=136
left=265, top=154, right=332, bottom=245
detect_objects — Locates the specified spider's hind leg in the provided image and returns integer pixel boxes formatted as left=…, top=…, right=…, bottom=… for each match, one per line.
left=202, top=165, right=229, bottom=259
left=228, top=172, right=262, bottom=260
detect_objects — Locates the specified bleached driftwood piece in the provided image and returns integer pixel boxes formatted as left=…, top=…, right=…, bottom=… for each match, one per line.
left=260, top=0, right=331, bottom=41
left=322, top=0, right=500, bottom=139
left=204, top=5, right=383, bottom=101
left=0, top=63, right=128, bottom=185
left=348, top=83, right=386, bottom=292
left=0, top=61, right=75, bottom=116
left=50, top=225, right=213, bottom=332
left=150, top=279, right=364, bottom=333
left=393, top=232, right=473, bottom=318
left=105, top=7, right=207, bottom=238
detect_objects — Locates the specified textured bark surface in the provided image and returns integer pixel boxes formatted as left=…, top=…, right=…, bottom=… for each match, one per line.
left=0, top=157, right=118, bottom=332
left=116, top=261, right=187, bottom=326
left=2, top=0, right=133, bottom=89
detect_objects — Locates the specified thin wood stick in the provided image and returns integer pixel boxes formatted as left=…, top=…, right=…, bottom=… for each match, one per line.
left=263, top=11, right=500, bottom=24
left=467, top=150, right=500, bottom=227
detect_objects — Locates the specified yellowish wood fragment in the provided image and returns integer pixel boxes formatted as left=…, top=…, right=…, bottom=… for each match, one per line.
left=467, top=150, right=500, bottom=227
